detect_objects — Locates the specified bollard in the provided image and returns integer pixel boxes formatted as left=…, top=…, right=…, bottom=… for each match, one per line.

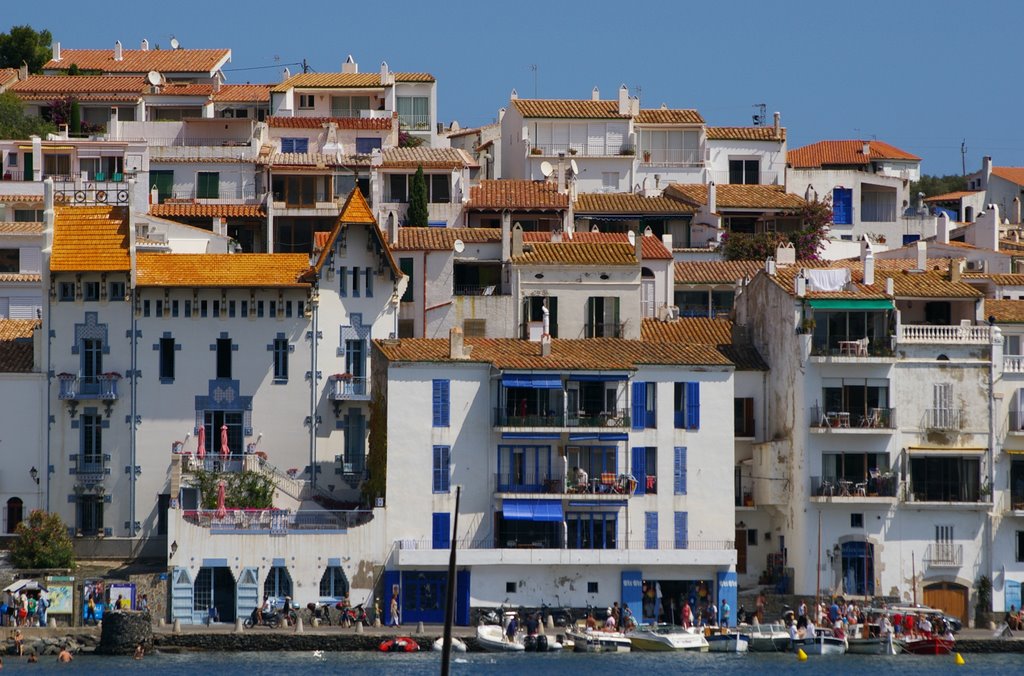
left=374, top=617, right=381, bottom=628
left=546, top=615, right=554, bottom=630
left=173, top=619, right=181, bottom=634
left=158, top=618, right=166, bottom=627
left=311, top=618, right=319, bottom=628
left=416, top=621, right=425, bottom=635
left=235, top=618, right=244, bottom=633
left=295, top=616, right=304, bottom=633
left=48, top=617, right=57, bottom=628
left=355, top=621, right=363, bottom=634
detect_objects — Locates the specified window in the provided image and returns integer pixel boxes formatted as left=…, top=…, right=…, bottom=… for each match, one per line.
left=833, top=188, right=853, bottom=225
left=81, top=413, right=102, bottom=469
left=355, top=137, right=382, bottom=154
left=388, top=174, right=408, bottom=202
left=566, top=512, right=617, bottom=549
left=351, top=267, right=360, bottom=297
left=497, top=445, right=552, bottom=491
left=338, top=265, right=347, bottom=297
left=631, top=381, right=656, bottom=429
left=674, top=382, right=701, bottom=429
left=639, top=129, right=701, bottom=165
left=342, top=409, right=366, bottom=473
left=319, top=567, right=349, bottom=599
left=331, top=95, right=371, bottom=118
left=59, top=282, right=75, bottom=302
left=263, top=566, right=292, bottom=599
left=280, top=138, right=309, bottom=154
left=216, top=337, right=232, bottom=379
left=5, top=497, right=23, bottom=534
left=432, top=379, right=450, bottom=427
left=673, top=447, right=687, bottom=495
left=76, top=495, right=103, bottom=536
left=398, top=258, right=414, bottom=301
left=344, top=339, right=365, bottom=382
left=273, top=337, right=289, bottom=381
left=43, top=153, right=70, bottom=177
left=585, top=297, right=620, bottom=337
left=5, top=153, right=15, bottom=167
left=200, top=300, right=208, bottom=317
left=0, top=249, right=17, bottom=273
left=149, top=169, right=173, bottom=203
left=644, top=512, right=658, bottom=550
left=14, top=209, right=43, bottom=222
left=143, top=300, right=151, bottom=317
left=522, top=296, right=557, bottom=338
left=1018, top=531, right=1024, bottom=562
left=432, top=445, right=450, bottom=493
left=747, top=529, right=758, bottom=546
left=298, top=94, right=315, bottom=110
left=734, top=397, right=754, bottom=436
left=432, top=512, right=451, bottom=549
left=398, top=319, right=414, bottom=338
left=196, top=171, right=219, bottom=199
left=728, top=159, right=760, bottom=184
left=506, top=581, right=517, bottom=594
left=851, top=513, right=864, bottom=528
left=674, top=511, right=688, bottom=549
left=820, top=453, right=892, bottom=496
left=632, top=447, right=657, bottom=495
left=910, top=456, right=980, bottom=502
left=587, top=582, right=599, bottom=594
left=430, top=174, right=450, bottom=203
left=81, top=338, right=102, bottom=391
left=159, top=337, right=175, bottom=381
left=172, top=300, right=179, bottom=317
left=79, top=281, right=98, bottom=301
left=397, top=96, right=429, bottom=129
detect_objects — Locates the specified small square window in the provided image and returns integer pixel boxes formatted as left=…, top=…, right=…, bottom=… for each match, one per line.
left=257, top=301, right=265, bottom=318
left=764, top=531, right=772, bottom=542
left=108, top=281, right=125, bottom=301
left=506, top=581, right=517, bottom=594
left=171, top=300, right=179, bottom=317
left=228, top=300, right=236, bottom=318
left=851, top=513, right=864, bottom=529
left=298, top=94, right=315, bottom=109
left=58, top=282, right=75, bottom=302
left=212, top=300, right=220, bottom=318
left=241, top=300, right=248, bottom=317
left=155, top=300, right=163, bottom=316
left=82, top=281, right=100, bottom=301
left=747, top=529, right=758, bottom=546
left=587, top=581, right=599, bottom=594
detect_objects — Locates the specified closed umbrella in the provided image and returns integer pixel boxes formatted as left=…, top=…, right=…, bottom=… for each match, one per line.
left=220, top=424, right=230, bottom=461
left=196, top=425, right=206, bottom=460
left=215, top=480, right=227, bottom=519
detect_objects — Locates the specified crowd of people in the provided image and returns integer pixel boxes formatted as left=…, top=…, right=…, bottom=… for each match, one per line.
left=785, top=597, right=956, bottom=642
left=0, top=590, right=49, bottom=627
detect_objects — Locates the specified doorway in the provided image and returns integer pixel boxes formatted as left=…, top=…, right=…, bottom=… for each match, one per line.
left=840, top=541, right=875, bottom=596
left=923, top=581, right=968, bottom=623
left=203, top=411, right=243, bottom=458
left=194, top=566, right=237, bottom=623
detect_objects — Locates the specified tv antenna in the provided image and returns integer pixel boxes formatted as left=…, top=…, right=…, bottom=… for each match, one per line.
left=529, top=64, right=538, bottom=98
left=453, top=239, right=465, bottom=254
left=961, top=139, right=967, bottom=177
left=569, top=159, right=579, bottom=177
left=752, top=103, right=767, bottom=126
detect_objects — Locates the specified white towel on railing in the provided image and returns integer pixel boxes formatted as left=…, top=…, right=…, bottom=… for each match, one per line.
left=805, top=268, right=850, bottom=292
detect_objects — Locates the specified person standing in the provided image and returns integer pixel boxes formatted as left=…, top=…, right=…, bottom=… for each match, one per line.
left=389, top=595, right=400, bottom=627
left=681, top=600, right=692, bottom=628
left=721, top=598, right=731, bottom=627
left=86, top=594, right=97, bottom=625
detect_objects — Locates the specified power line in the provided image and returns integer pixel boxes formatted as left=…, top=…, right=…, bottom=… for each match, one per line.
left=223, top=62, right=304, bottom=73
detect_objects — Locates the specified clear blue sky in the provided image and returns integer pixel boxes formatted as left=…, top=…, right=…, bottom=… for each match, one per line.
left=9, top=0, right=1024, bottom=175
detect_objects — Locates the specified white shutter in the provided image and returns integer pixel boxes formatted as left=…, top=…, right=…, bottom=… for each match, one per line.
left=606, top=122, right=626, bottom=154
left=569, top=123, right=587, bottom=155
left=9, top=296, right=40, bottom=319
left=552, top=123, right=569, bottom=152
left=19, top=247, right=41, bottom=274
left=587, top=123, right=605, bottom=155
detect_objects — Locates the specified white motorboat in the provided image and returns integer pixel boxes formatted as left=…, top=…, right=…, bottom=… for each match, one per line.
left=796, top=628, right=847, bottom=655
left=846, top=628, right=901, bottom=655
left=745, top=623, right=791, bottom=652
left=628, top=624, right=709, bottom=652
left=475, top=624, right=525, bottom=652
left=567, top=628, right=632, bottom=653
left=706, top=630, right=750, bottom=653
left=431, top=636, right=467, bottom=652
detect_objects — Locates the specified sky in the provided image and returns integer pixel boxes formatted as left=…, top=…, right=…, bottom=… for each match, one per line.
left=8, top=0, right=1024, bottom=176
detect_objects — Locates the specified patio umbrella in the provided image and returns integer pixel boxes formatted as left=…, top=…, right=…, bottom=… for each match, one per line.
left=215, top=480, right=227, bottom=519
left=220, top=424, right=230, bottom=461
left=196, top=425, right=206, bottom=460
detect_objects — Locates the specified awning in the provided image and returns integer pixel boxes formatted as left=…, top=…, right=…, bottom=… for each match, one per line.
left=906, top=446, right=987, bottom=454
left=808, top=299, right=894, bottom=310
left=501, top=432, right=561, bottom=440
left=568, top=500, right=628, bottom=507
left=503, top=499, right=563, bottom=522
left=1005, top=450, right=1024, bottom=455
left=568, top=373, right=630, bottom=382
left=502, top=373, right=562, bottom=389
left=568, top=432, right=628, bottom=442
left=3, top=579, right=46, bottom=593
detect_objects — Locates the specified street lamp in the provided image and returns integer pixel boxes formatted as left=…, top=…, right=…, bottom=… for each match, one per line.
left=29, top=467, right=39, bottom=485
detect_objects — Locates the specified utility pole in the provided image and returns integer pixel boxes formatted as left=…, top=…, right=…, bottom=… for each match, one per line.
left=302, top=59, right=309, bottom=74
left=961, top=139, right=967, bottom=177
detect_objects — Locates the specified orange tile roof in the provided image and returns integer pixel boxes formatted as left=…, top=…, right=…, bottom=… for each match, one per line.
left=0, top=273, right=41, bottom=282
left=375, top=337, right=731, bottom=369
left=0, top=222, right=44, bottom=235
left=992, top=167, right=1024, bottom=187
left=154, top=82, right=214, bottom=97
left=136, top=253, right=310, bottom=287
left=305, top=189, right=401, bottom=282
left=675, top=260, right=764, bottom=284
left=260, top=152, right=350, bottom=167
left=641, top=317, right=768, bottom=370
left=395, top=228, right=502, bottom=251
left=706, top=126, right=786, bottom=142
left=0, top=195, right=42, bottom=204
left=768, top=259, right=983, bottom=300
left=513, top=241, right=636, bottom=266
left=149, top=204, right=266, bottom=219
left=0, top=319, right=39, bottom=373
left=270, top=72, right=434, bottom=92
left=0, top=68, right=18, bottom=88
left=983, top=274, right=1024, bottom=286
left=923, top=190, right=981, bottom=203
left=985, top=299, right=1024, bottom=323
left=9, top=75, right=146, bottom=95
left=523, top=231, right=672, bottom=260
left=381, top=147, right=475, bottom=169
left=212, top=84, right=271, bottom=102
left=467, top=180, right=569, bottom=210
left=634, top=108, right=704, bottom=124
left=666, top=183, right=807, bottom=210
left=574, top=192, right=696, bottom=215
left=267, top=115, right=393, bottom=130
left=51, top=206, right=130, bottom=272
left=788, top=140, right=920, bottom=168
left=45, top=48, right=231, bottom=74
left=511, top=99, right=630, bottom=119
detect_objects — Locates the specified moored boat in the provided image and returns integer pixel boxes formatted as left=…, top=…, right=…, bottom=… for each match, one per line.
left=706, top=630, right=750, bottom=653
left=902, top=636, right=954, bottom=655
left=567, top=628, right=632, bottom=653
left=745, top=623, right=791, bottom=652
left=627, top=624, right=709, bottom=652
left=379, top=636, right=420, bottom=652
left=431, top=636, right=467, bottom=652
left=796, top=628, right=847, bottom=655
left=523, top=633, right=563, bottom=652
left=846, top=627, right=902, bottom=655
left=476, top=624, right=525, bottom=652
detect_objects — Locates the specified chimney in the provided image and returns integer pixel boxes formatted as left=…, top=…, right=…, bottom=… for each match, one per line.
left=18, top=62, right=28, bottom=81
left=540, top=333, right=552, bottom=357
left=341, top=55, right=358, bottom=74
left=862, top=141, right=870, bottom=156
left=52, top=41, right=61, bottom=62
left=509, top=88, right=518, bottom=100
left=936, top=211, right=950, bottom=244
left=662, top=232, right=672, bottom=250
left=542, top=305, right=550, bottom=337
left=389, top=212, right=399, bottom=246
left=708, top=182, right=717, bottom=214
left=795, top=274, right=806, bottom=298
left=498, top=107, right=506, bottom=122
left=773, top=112, right=781, bottom=137
left=915, top=240, right=927, bottom=270
left=618, top=84, right=629, bottom=116
left=885, top=277, right=894, bottom=296
left=983, top=156, right=993, bottom=189
left=804, top=184, right=817, bottom=202
left=633, top=230, right=643, bottom=262
left=863, top=247, right=875, bottom=286
left=114, top=40, right=123, bottom=61
left=140, top=39, right=149, bottom=51
left=449, top=327, right=466, bottom=360
left=512, top=223, right=524, bottom=258
left=1015, top=196, right=1021, bottom=225
left=949, top=260, right=961, bottom=283
left=501, top=211, right=511, bottom=261
left=380, top=61, right=389, bottom=85
left=556, top=154, right=566, bottom=194
left=591, top=86, right=600, bottom=101
left=212, top=79, right=221, bottom=93
left=281, top=67, right=290, bottom=81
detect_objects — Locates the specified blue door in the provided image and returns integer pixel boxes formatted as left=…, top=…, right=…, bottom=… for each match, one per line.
left=401, top=571, right=448, bottom=624
left=832, top=188, right=853, bottom=225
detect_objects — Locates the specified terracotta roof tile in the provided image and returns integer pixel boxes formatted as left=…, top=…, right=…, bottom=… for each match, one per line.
left=155, top=82, right=213, bottom=97
left=212, top=84, right=271, bottom=102
left=511, top=99, right=630, bottom=119
left=259, top=152, right=349, bottom=167
left=523, top=231, right=672, bottom=260
left=394, top=228, right=502, bottom=251
left=0, top=273, right=41, bottom=282
left=992, top=167, right=1024, bottom=187
left=768, top=259, right=983, bottom=299
left=51, top=206, right=130, bottom=272
left=675, top=260, right=764, bottom=283
left=634, top=109, right=704, bottom=124
left=9, top=75, right=146, bottom=95
left=45, top=49, right=231, bottom=74
left=923, top=190, right=981, bottom=203
left=304, top=190, right=401, bottom=282
left=0, top=195, right=42, bottom=204
left=513, top=241, right=636, bottom=266
left=267, top=115, right=393, bottom=130
left=706, top=126, right=785, bottom=142
left=666, top=183, right=806, bottom=210
left=0, top=222, right=44, bottom=235
left=986, top=299, right=1024, bottom=323
left=574, top=192, right=696, bottom=215
left=375, top=337, right=731, bottom=369
left=467, top=180, right=568, bottom=210
left=270, top=72, right=434, bottom=92
left=641, top=317, right=767, bottom=370
left=136, top=252, right=309, bottom=287
left=788, top=140, right=920, bottom=168
left=0, top=68, right=18, bottom=88
left=982, top=274, right=1024, bottom=286
left=149, top=204, right=266, bottom=219
left=381, top=147, right=475, bottom=169
left=0, top=319, right=38, bottom=373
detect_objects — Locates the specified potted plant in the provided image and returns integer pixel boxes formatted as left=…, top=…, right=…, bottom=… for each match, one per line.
left=643, top=150, right=651, bottom=162
left=799, top=318, right=816, bottom=334
left=101, top=371, right=122, bottom=379
left=568, top=148, right=578, bottom=155
left=333, top=373, right=353, bottom=381
left=530, top=147, right=543, bottom=156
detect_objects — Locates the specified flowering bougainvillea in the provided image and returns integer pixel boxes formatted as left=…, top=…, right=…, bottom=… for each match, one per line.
left=722, top=197, right=833, bottom=261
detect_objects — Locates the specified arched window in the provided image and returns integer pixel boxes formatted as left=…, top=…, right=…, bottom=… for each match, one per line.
left=263, top=566, right=292, bottom=599
left=319, top=566, right=349, bottom=599
left=5, top=497, right=23, bottom=534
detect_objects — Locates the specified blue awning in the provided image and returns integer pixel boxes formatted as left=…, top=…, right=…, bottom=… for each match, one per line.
left=568, top=433, right=599, bottom=442
left=502, top=374, right=563, bottom=389
left=501, top=432, right=561, bottom=440
left=503, top=499, right=564, bottom=522
left=568, top=373, right=630, bottom=382
left=568, top=501, right=628, bottom=508
left=568, top=432, right=627, bottom=442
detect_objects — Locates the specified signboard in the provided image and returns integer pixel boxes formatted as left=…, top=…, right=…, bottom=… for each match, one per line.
left=620, top=571, right=643, bottom=622
left=717, top=571, right=738, bottom=628
left=108, top=583, right=136, bottom=610
left=44, top=578, right=74, bottom=615
left=1006, top=580, right=1022, bottom=613
left=83, top=580, right=105, bottom=622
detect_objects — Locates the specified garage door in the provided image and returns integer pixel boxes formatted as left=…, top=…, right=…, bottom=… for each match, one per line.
left=923, top=581, right=968, bottom=623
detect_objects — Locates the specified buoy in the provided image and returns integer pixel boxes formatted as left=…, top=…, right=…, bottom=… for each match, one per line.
left=797, top=648, right=808, bottom=661
left=955, top=652, right=965, bottom=666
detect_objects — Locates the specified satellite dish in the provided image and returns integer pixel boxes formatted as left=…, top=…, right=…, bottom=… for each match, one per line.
left=540, top=161, right=553, bottom=178
left=453, top=239, right=465, bottom=253
left=169, top=37, right=180, bottom=50
left=570, top=159, right=579, bottom=176
left=628, top=231, right=636, bottom=246
left=146, top=71, right=161, bottom=86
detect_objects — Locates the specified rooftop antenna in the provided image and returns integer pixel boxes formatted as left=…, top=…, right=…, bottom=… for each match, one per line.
left=169, top=36, right=180, bottom=50
left=752, top=103, right=766, bottom=126
left=961, top=139, right=967, bottom=177
left=529, top=64, right=538, bottom=98
left=453, top=238, right=465, bottom=254
left=632, top=84, right=642, bottom=104
left=569, top=159, right=579, bottom=177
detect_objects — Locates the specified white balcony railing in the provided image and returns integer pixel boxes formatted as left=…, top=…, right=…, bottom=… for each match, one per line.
left=898, top=324, right=991, bottom=345
left=923, top=543, right=963, bottom=567
left=1005, top=355, right=1024, bottom=373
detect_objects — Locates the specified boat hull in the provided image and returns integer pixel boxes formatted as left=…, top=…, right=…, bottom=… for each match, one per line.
left=796, top=637, right=847, bottom=655
left=744, top=624, right=791, bottom=653
left=903, top=637, right=954, bottom=655
left=476, top=625, right=525, bottom=652
left=846, top=636, right=901, bottom=655
left=568, top=630, right=632, bottom=653
left=706, top=634, right=749, bottom=653
left=629, top=630, right=709, bottom=652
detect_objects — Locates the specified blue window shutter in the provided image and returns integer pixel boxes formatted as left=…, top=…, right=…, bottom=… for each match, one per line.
left=339, top=266, right=347, bottom=297
left=674, top=511, right=688, bottom=549
left=674, top=447, right=687, bottom=495
left=281, top=138, right=294, bottom=153
left=433, top=379, right=450, bottom=427
left=432, top=512, right=451, bottom=549
left=433, top=445, right=450, bottom=493
left=365, top=268, right=373, bottom=298
left=686, top=382, right=700, bottom=430
left=644, top=512, right=658, bottom=550
left=295, top=138, right=309, bottom=154
left=832, top=188, right=853, bottom=226
left=631, top=381, right=646, bottom=430
left=631, top=447, right=647, bottom=495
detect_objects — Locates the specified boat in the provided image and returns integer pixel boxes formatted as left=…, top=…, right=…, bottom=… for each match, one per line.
left=431, top=637, right=467, bottom=652
left=566, top=628, right=632, bottom=653
left=706, top=630, right=750, bottom=653
left=628, top=624, right=709, bottom=651
left=796, top=628, right=847, bottom=655
left=523, top=633, right=563, bottom=652
left=475, top=624, right=525, bottom=652
left=902, top=636, right=955, bottom=655
left=378, top=636, right=420, bottom=652
left=745, top=623, right=791, bottom=652
left=846, top=626, right=902, bottom=655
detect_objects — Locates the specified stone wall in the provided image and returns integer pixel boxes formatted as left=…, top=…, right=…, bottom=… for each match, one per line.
left=128, top=572, right=169, bottom=622
left=95, top=611, right=153, bottom=655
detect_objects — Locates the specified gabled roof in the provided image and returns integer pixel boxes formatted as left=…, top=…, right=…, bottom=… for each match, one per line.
left=992, top=167, right=1024, bottom=187
left=666, top=183, right=807, bottom=210
left=675, top=260, right=765, bottom=284
left=51, top=206, right=130, bottom=272
left=149, top=204, right=265, bottom=219
left=574, top=192, right=696, bottom=215
left=978, top=274, right=1024, bottom=286
left=706, top=126, right=785, bottom=142
left=258, top=151, right=350, bottom=167
left=511, top=99, right=630, bottom=119
left=9, top=75, right=146, bottom=97
left=266, top=115, right=393, bottom=130
left=395, top=228, right=502, bottom=251
left=467, top=180, right=569, bottom=210
left=45, top=48, right=231, bottom=74
left=270, top=72, right=434, bottom=92
left=923, top=190, right=981, bottom=203
left=513, top=241, right=636, bottom=266
left=304, top=189, right=401, bottom=282
left=0, top=319, right=39, bottom=373
left=523, top=231, right=672, bottom=260
left=634, top=108, right=704, bottom=124
left=212, top=84, right=271, bottom=103
left=986, top=299, right=1024, bottom=323
left=0, top=68, right=18, bottom=88
left=375, top=337, right=732, bottom=369
left=136, top=253, right=310, bottom=287
left=381, top=147, right=475, bottom=169
left=788, top=140, right=920, bottom=168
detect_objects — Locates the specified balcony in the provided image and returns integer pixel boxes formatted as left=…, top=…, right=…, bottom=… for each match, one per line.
left=707, top=170, right=780, bottom=185
left=72, top=454, right=111, bottom=484
left=898, top=324, right=991, bottom=345
left=584, top=322, right=624, bottom=339
left=329, top=375, right=369, bottom=401
left=58, top=375, right=120, bottom=401
left=399, top=114, right=431, bottom=131
left=493, top=408, right=631, bottom=429
left=810, top=474, right=900, bottom=501
left=810, top=406, right=896, bottom=431
left=1006, top=356, right=1024, bottom=374
left=166, top=185, right=258, bottom=203
left=907, top=479, right=980, bottom=503
left=923, top=407, right=963, bottom=431
left=638, top=148, right=703, bottom=167
left=453, top=284, right=505, bottom=297
left=1, top=170, right=26, bottom=181
left=528, top=143, right=635, bottom=158
left=923, top=543, right=963, bottom=568
left=182, top=508, right=372, bottom=533
left=495, top=471, right=563, bottom=494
